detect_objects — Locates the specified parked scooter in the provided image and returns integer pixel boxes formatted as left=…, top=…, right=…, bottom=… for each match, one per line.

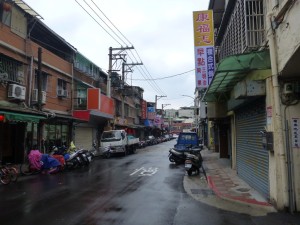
left=168, top=148, right=186, bottom=164
left=77, top=149, right=95, bottom=166
left=169, top=132, right=202, bottom=165
left=66, top=141, right=94, bottom=167
left=184, top=148, right=203, bottom=176
left=50, top=144, right=81, bottom=169
left=138, top=140, right=147, bottom=149
left=168, top=144, right=202, bottom=165
left=51, top=141, right=94, bottom=169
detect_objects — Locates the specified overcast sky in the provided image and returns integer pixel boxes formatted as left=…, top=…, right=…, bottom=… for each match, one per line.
left=24, top=0, right=209, bottom=109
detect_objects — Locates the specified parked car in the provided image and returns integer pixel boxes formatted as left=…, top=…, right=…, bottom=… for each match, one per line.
left=100, top=130, right=139, bottom=156
left=174, top=132, right=201, bottom=151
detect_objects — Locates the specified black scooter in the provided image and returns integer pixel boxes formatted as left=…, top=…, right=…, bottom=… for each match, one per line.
left=184, top=148, right=203, bottom=176
left=168, top=148, right=187, bottom=164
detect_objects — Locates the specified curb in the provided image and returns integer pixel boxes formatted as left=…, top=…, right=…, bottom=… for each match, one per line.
left=207, top=176, right=277, bottom=212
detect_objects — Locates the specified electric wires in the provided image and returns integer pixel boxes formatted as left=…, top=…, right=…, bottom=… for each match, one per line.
left=74, top=0, right=166, bottom=95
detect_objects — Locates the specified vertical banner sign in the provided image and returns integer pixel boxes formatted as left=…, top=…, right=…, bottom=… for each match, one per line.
left=193, top=10, right=215, bottom=89
left=147, top=102, right=156, bottom=120
left=141, top=100, right=147, bottom=120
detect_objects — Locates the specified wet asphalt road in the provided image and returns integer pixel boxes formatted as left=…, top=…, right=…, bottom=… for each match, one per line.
left=1, top=140, right=300, bottom=225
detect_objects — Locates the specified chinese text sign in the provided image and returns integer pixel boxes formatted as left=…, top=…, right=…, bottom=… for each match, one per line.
left=193, top=10, right=215, bottom=89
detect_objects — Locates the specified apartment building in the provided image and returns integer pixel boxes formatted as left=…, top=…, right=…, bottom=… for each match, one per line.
left=0, top=1, right=145, bottom=163
left=204, top=0, right=300, bottom=212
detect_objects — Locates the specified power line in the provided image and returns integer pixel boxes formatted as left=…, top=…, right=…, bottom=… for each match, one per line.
left=76, top=0, right=166, bottom=95
left=125, top=46, right=166, bottom=94
left=90, top=0, right=132, bottom=45
left=132, top=69, right=195, bottom=81
left=82, top=0, right=128, bottom=46
left=126, top=53, right=166, bottom=95
left=74, top=0, right=123, bottom=46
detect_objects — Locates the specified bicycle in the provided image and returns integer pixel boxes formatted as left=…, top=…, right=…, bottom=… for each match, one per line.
left=0, top=161, right=18, bottom=184
left=0, top=167, right=11, bottom=185
left=19, top=155, right=41, bottom=176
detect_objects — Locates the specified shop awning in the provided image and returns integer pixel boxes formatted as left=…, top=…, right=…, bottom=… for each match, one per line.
left=13, top=0, right=43, bottom=19
left=0, top=111, right=46, bottom=123
left=202, top=50, right=271, bottom=102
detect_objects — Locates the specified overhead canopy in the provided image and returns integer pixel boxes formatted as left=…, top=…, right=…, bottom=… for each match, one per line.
left=13, top=0, right=43, bottom=19
left=0, top=111, right=46, bottom=123
left=202, top=50, right=271, bottom=102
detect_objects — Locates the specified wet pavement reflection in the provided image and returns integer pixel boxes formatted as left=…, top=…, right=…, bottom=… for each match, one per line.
left=0, top=140, right=299, bottom=225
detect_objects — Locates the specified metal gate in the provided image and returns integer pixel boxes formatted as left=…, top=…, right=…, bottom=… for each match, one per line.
left=236, top=99, right=269, bottom=199
left=75, top=127, right=93, bottom=150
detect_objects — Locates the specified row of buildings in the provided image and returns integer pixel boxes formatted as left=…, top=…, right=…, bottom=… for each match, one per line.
left=0, top=1, right=168, bottom=165
left=196, top=0, right=300, bottom=212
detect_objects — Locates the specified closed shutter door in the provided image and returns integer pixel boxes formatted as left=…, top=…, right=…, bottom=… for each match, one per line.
left=236, top=99, right=269, bottom=199
left=75, top=127, right=93, bottom=150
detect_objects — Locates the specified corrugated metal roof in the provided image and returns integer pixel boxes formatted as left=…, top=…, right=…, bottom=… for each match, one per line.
left=13, top=0, right=43, bottom=19
left=203, top=50, right=271, bottom=102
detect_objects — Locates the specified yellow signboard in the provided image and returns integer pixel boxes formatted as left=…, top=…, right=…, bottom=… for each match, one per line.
left=193, top=10, right=214, bottom=47
left=193, top=10, right=215, bottom=89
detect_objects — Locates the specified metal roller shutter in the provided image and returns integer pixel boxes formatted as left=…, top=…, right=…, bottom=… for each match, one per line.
left=75, top=127, right=93, bottom=150
left=236, top=99, right=269, bottom=199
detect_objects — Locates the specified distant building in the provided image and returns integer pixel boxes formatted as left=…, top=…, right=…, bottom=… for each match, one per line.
left=164, top=108, right=195, bottom=134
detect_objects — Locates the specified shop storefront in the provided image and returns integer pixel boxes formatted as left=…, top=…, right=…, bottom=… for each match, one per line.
left=235, top=98, right=269, bottom=199
left=0, top=109, right=46, bottom=164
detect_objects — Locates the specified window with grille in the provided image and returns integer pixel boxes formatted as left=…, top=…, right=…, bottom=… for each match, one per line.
left=0, top=55, right=24, bottom=83
left=57, top=78, right=68, bottom=97
left=218, top=0, right=266, bottom=60
left=57, top=79, right=67, bottom=90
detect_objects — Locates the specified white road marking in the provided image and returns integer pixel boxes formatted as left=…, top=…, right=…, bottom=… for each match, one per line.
left=130, top=167, right=158, bottom=176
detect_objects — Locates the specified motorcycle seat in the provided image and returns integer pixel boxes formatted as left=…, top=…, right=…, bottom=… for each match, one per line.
left=185, top=153, right=199, bottom=159
left=170, top=148, right=184, bottom=155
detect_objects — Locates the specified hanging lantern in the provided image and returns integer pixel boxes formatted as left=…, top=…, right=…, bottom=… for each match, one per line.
left=2, top=2, right=12, bottom=12
left=0, top=114, right=5, bottom=122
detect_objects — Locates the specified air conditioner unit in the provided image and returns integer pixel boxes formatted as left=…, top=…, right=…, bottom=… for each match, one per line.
left=32, top=89, right=46, bottom=104
left=8, top=84, right=26, bottom=100
left=57, top=89, right=68, bottom=98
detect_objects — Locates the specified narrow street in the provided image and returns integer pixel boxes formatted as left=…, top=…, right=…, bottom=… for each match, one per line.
left=0, top=140, right=299, bottom=225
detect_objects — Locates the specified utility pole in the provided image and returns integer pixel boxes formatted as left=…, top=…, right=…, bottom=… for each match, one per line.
left=162, top=104, right=170, bottom=110
left=120, top=61, right=142, bottom=120
left=155, top=95, right=167, bottom=111
left=162, top=104, right=170, bottom=134
left=37, top=47, right=42, bottom=111
left=37, top=47, right=42, bottom=151
left=107, top=46, right=134, bottom=97
left=122, top=62, right=143, bottom=87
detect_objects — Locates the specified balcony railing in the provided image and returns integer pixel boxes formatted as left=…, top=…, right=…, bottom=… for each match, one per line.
left=218, top=0, right=266, bottom=61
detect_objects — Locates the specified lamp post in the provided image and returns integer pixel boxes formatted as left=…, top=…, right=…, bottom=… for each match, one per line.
left=162, top=104, right=171, bottom=134
left=162, top=103, right=170, bottom=110
left=181, top=94, right=194, bottom=99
